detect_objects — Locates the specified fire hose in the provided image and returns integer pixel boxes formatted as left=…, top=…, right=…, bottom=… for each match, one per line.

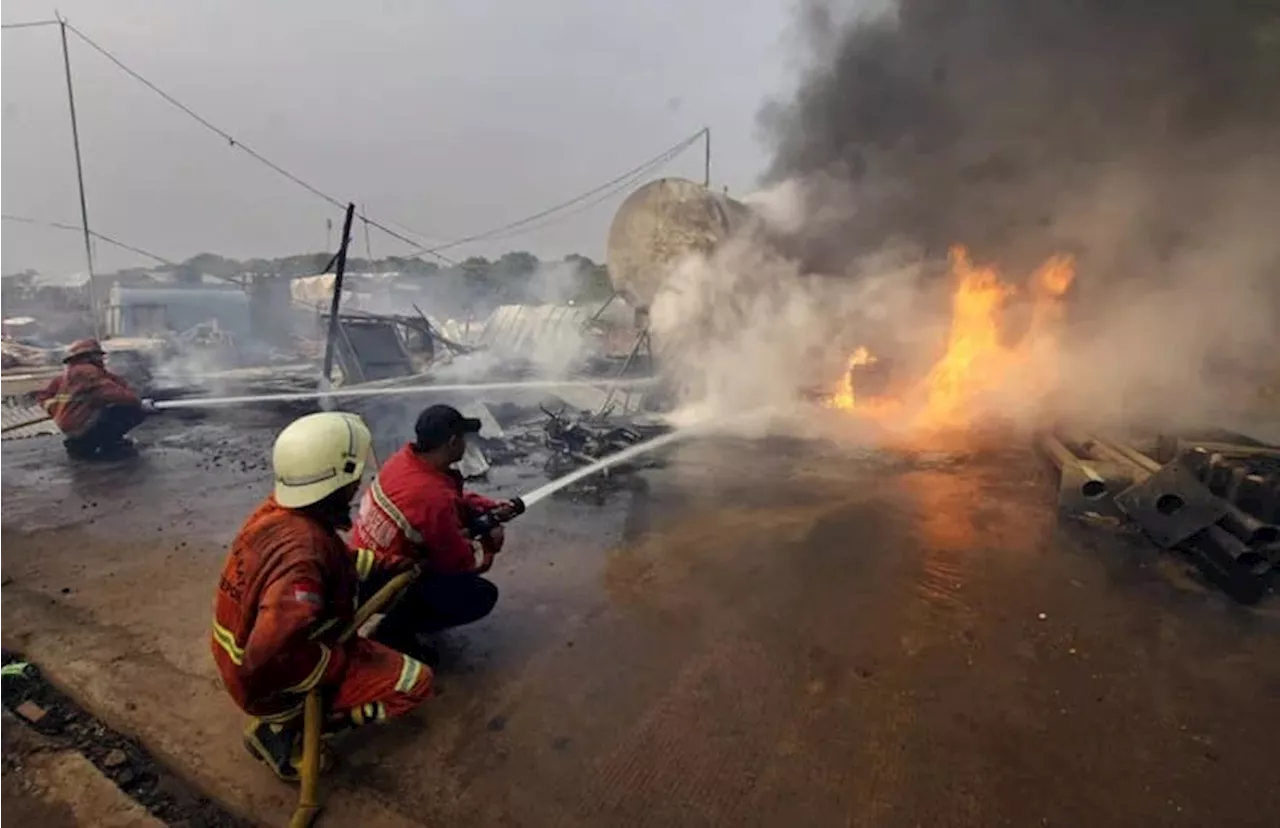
left=288, top=429, right=695, bottom=825
left=290, top=498, right=530, bottom=827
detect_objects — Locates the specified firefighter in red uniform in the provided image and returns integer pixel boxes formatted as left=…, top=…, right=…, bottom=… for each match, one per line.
left=351, top=404, right=519, bottom=664
left=211, top=411, right=431, bottom=782
left=35, top=338, right=151, bottom=459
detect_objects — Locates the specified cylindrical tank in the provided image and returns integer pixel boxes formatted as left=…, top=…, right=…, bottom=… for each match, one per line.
left=606, top=178, right=753, bottom=309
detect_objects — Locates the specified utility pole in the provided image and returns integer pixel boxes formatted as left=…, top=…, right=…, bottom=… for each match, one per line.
left=361, top=203, right=374, bottom=271
left=703, top=126, right=711, bottom=188
left=320, top=204, right=357, bottom=388
left=57, top=13, right=101, bottom=337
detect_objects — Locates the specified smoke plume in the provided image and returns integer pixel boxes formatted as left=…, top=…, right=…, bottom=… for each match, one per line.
left=658, top=0, right=1280, bottom=435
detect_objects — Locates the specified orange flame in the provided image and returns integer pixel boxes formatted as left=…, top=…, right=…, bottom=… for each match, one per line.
left=829, top=346, right=876, bottom=410
left=832, top=246, right=1076, bottom=432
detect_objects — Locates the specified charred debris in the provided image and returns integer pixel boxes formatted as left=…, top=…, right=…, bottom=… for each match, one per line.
left=2, top=246, right=671, bottom=498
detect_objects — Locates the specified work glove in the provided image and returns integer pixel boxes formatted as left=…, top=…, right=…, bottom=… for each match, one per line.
left=482, top=526, right=506, bottom=554
left=490, top=500, right=521, bottom=521
left=140, top=398, right=160, bottom=414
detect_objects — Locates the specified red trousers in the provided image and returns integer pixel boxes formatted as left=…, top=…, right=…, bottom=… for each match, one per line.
left=327, top=637, right=432, bottom=729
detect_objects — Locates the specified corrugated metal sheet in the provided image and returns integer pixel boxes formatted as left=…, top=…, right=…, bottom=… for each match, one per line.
left=2, top=403, right=59, bottom=441
left=477, top=305, right=589, bottom=358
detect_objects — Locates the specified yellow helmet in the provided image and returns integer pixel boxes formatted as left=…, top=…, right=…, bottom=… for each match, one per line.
left=272, top=412, right=372, bottom=508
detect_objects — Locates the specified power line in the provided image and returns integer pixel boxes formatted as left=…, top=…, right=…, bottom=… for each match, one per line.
left=54, top=22, right=704, bottom=269
left=61, top=21, right=457, bottom=265
left=477, top=147, right=687, bottom=246
left=1, top=20, right=59, bottom=30
left=406, top=128, right=706, bottom=258
left=2, top=214, right=176, bottom=266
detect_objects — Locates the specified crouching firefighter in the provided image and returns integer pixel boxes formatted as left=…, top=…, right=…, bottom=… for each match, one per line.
left=211, top=411, right=431, bottom=782
left=350, top=404, right=520, bottom=665
left=36, top=338, right=153, bottom=460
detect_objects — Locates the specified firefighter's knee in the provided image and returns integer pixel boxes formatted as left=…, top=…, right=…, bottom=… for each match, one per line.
left=475, top=577, right=499, bottom=617
left=381, top=652, right=432, bottom=719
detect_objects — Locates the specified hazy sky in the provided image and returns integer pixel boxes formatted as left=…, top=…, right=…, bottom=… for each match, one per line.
left=2, top=0, right=796, bottom=276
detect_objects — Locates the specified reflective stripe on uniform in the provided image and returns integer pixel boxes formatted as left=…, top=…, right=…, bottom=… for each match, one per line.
left=369, top=478, right=424, bottom=545
left=40, top=394, right=70, bottom=412
left=211, top=620, right=245, bottom=665
left=394, top=654, right=426, bottom=694
left=350, top=701, right=385, bottom=726
left=283, top=643, right=331, bottom=694
left=354, top=547, right=376, bottom=581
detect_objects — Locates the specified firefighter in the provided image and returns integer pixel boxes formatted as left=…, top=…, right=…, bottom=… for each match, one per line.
left=211, top=411, right=431, bottom=782
left=35, top=338, right=151, bottom=459
left=350, top=404, right=519, bottom=664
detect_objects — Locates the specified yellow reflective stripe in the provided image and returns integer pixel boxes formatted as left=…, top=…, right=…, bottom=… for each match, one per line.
left=370, top=478, right=424, bottom=544
left=355, top=548, right=375, bottom=582
left=350, top=701, right=387, bottom=727
left=394, top=655, right=425, bottom=694
left=40, top=394, right=70, bottom=411
left=284, top=643, right=331, bottom=694
left=211, top=621, right=244, bottom=665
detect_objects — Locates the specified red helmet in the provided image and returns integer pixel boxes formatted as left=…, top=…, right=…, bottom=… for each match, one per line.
left=63, top=338, right=105, bottom=363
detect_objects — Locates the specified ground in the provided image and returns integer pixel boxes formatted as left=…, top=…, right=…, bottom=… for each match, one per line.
left=2, top=711, right=164, bottom=828
left=3, top=411, right=1280, bottom=827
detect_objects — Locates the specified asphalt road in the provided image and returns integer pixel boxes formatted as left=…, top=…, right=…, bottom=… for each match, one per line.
left=3, top=413, right=1279, bottom=827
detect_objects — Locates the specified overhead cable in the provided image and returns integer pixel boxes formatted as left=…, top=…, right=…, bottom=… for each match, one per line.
left=2, top=214, right=175, bottom=265
left=405, top=128, right=706, bottom=257
left=62, top=22, right=457, bottom=264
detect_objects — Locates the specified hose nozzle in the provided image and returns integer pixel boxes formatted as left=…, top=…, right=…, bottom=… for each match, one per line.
left=467, top=497, right=526, bottom=538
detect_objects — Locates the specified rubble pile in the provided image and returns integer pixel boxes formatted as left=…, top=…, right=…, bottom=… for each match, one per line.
left=429, top=398, right=671, bottom=501
left=1, top=340, right=56, bottom=371
left=0, top=403, right=61, bottom=440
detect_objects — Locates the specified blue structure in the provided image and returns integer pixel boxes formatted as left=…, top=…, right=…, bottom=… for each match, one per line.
left=107, top=284, right=253, bottom=339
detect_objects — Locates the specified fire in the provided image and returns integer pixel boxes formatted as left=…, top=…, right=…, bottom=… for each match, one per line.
left=829, top=346, right=877, bottom=410
left=832, top=246, right=1076, bottom=432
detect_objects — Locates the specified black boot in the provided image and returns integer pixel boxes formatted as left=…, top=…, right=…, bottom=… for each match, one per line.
left=97, top=437, right=139, bottom=460
left=63, top=438, right=96, bottom=461
left=243, top=717, right=336, bottom=783
left=244, top=718, right=303, bottom=782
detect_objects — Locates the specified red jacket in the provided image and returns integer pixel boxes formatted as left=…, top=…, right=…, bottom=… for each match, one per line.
left=350, top=444, right=499, bottom=576
left=36, top=362, right=141, bottom=438
left=212, top=496, right=375, bottom=718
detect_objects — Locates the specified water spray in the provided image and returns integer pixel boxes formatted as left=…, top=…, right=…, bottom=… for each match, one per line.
left=151, top=378, right=658, bottom=410
left=518, top=429, right=690, bottom=507
left=463, top=428, right=699, bottom=534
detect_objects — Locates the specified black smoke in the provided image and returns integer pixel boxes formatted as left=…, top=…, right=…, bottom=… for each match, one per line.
left=760, top=0, right=1280, bottom=278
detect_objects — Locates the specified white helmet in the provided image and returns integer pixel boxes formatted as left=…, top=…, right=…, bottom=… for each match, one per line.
left=272, top=412, right=372, bottom=508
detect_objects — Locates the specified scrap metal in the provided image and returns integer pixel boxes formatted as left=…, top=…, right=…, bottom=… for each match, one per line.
left=1045, top=429, right=1280, bottom=603
left=1037, top=433, right=1134, bottom=518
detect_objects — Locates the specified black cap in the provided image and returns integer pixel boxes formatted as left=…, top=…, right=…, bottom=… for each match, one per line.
left=414, top=404, right=482, bottom=450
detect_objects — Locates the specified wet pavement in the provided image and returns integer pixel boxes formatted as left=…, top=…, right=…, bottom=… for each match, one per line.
left=3, top=412, right=1280, bottom=827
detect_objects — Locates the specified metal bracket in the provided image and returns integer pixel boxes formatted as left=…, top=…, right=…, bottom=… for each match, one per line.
left=1113, top=460, right=1230, bottom=548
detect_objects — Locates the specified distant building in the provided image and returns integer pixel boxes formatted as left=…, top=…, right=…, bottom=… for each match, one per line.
left=106, top=284, right=252, bottom=339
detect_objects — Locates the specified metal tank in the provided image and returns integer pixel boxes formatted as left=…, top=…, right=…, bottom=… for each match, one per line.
left=605, top=178, right=753, bottom=309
